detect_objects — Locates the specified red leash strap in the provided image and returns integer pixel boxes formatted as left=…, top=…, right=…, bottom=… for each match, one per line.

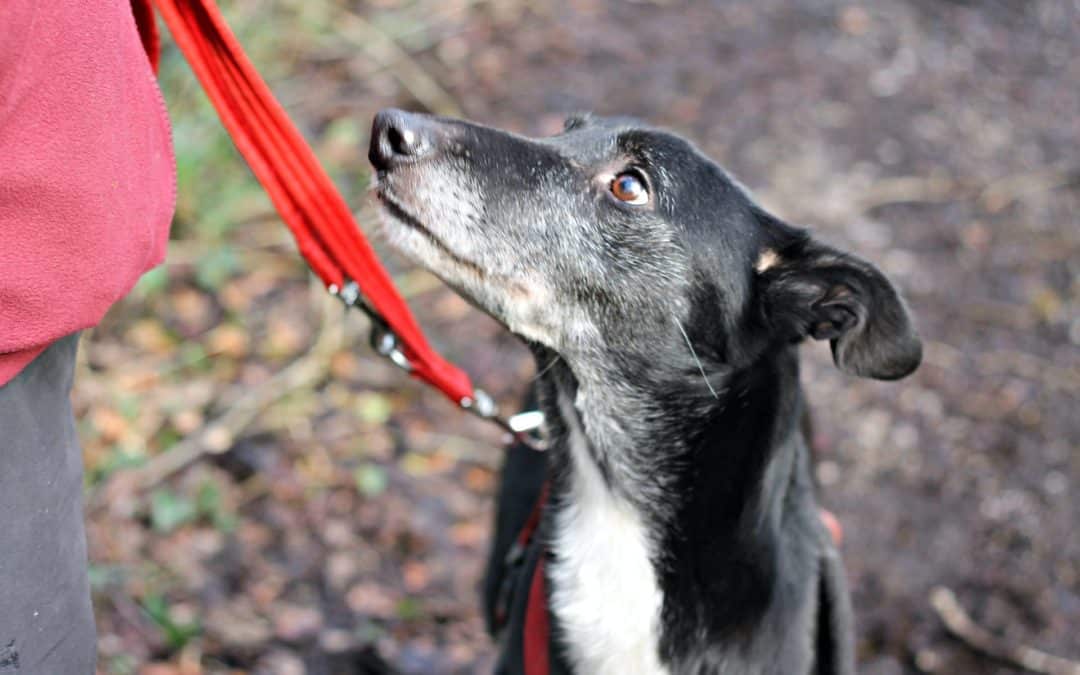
left=150, top=0, right=473, bottom=406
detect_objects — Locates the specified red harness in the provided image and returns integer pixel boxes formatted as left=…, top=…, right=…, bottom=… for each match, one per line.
left=517, top=484, right=551, bottom=675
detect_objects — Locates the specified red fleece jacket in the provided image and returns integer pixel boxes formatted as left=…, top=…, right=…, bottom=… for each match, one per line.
left=0, top=0, right=175, bottom=386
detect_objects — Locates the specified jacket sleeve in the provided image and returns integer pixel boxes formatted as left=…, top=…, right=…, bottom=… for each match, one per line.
left=0, top=0, right=175, bottom=385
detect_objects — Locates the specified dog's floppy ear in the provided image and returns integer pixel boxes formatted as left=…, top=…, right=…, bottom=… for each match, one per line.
left=756, top=218, right=921, bottom=380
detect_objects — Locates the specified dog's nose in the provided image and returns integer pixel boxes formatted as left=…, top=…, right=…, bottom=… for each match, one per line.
left=369, top=108, right=434, bottom=170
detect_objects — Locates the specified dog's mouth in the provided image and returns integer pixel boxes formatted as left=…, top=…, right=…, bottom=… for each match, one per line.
left=373, top=187, right=487, bottom=278
left=373, top=182, right=544, bottom=339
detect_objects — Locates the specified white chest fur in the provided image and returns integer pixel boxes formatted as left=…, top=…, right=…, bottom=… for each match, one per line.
left=548, top=396, right=670, bottom=675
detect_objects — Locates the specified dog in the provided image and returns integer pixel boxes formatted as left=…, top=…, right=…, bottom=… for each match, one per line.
left=369, top=109, right=921, bottom=674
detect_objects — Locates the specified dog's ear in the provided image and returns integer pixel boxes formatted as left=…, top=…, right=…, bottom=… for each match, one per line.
left=756, top=220, right=921, bottom=380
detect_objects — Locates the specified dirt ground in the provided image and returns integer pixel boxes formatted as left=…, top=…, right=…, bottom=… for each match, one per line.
left=82, top=1, right=1078, bottom=673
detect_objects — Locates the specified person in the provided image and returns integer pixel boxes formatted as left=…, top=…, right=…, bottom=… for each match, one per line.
left=0, top=1, right=175, bottom=671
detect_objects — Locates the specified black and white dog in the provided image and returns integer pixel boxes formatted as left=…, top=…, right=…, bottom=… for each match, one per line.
left=369, top=110, right=921, bottom=674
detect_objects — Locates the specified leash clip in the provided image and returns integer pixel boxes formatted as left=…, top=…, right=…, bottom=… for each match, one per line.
left=463, top=391, right=549, bottom=451
left=331, top=280, right=413, bottom=373
left=369, top=323, right=413, bottom=373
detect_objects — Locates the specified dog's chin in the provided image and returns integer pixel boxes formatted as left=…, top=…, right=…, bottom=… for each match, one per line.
left=374, top=191, right=482, bottom=274
left=373, top=191, right=557, bottom=348
left=373, top=199, right=504, bottom=319
left=375, top=202, right=446, bottom=269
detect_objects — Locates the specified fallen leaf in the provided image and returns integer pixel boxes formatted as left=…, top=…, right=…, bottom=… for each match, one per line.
left=346, top=583, right=397, bottom=619
left=272, top=603, right=324, bottom=642
left=402, top=561, right=431, bottom=592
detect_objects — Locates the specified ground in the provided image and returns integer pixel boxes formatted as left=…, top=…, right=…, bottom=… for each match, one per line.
left=81, top=1, right=1078, bottom=673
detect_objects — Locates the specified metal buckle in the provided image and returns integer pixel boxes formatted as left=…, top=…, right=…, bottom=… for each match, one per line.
left=329, top=280, right=548, bottom=451
left=462, top=390, right=548, bottom=451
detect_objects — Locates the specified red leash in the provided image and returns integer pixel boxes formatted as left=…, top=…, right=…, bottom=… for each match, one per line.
left=150, top=0, right=469, bottom=401
left=146, top=0, right=543, bottom=445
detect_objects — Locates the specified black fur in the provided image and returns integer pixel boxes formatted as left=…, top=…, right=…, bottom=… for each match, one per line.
left=369, top=110, right=920, bottom=674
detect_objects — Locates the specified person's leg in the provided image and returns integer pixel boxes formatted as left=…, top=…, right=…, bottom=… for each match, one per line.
left=0, top=333, right=96, bottom=674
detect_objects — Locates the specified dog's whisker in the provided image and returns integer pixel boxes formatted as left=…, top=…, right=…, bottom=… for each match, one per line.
left=531, top=353, right=563, bottom=382
left=674, top=315, right=719, bottom=399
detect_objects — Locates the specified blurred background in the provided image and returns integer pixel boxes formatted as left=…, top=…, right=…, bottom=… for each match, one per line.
left=82, top=1, right=1078, bottom=673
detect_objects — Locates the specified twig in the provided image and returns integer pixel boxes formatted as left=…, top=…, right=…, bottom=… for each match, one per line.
left=929, top=586, right=1080, bottom=675
left=856, top=174, right=971, bottom=213
left=855, top=165, right=1078, bottom=216
left=336, top=9, right=461, bottom=116
left=407, top=429, right=504, bottom=467
left=978, top=166, right=1078, bottom=214
left=919, top=341, right=1079, bottom=393
left=107, top=592, right=161, bottom=646
left=308, top=0, right=487, bottom=63
left=139, top=291, right=343, bottom=489
left=89, top=286, right=344, bottom=511
left=323, top=4, right=462, bottom=117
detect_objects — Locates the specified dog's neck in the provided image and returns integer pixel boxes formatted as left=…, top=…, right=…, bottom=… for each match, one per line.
left=534, top=342, right=809, bottom=671
left=535, top=341, right=802, bottom=526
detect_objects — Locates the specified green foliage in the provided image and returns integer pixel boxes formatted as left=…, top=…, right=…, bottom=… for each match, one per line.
left=395, top=596, right=423, bottom=621
left=116, top=393, right=142, bottom=421
left=141, top=593, right=202, bottom=651
left=194, top=245, right=240, bottom=290
left=356, top=392, right=393, bottom=426
left=156, top=426, right=182, bottom=453
left=149, top=480, right=237, bottom=534
left=196, top=480, right=238, bottom=532
left=88, top=563, right=126, bottom=592
left=150, top=489, right=198, bottom=533
left=102, top=654, right=137, bottom=675
left=133, top=265, right=169, bottom=298
left=177, top=342, right=210, bottom=372
left=86, top=445, right=146, bottom=487
left=355, top=463, right=389, bottom=498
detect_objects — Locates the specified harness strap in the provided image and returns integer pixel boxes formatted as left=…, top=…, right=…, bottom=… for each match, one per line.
left=498, top=481, right=552, bottom=673
left=491, top=478, right=551, bottom=672
left=149, top=0, right=474, bottom=405
left=523, top=554, right=550, bottom=675
left=521, top=483, right=551, bottom=675
left=516, top=483, right=548, bottom=553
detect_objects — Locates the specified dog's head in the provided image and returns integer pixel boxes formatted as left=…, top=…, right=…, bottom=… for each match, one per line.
left=370, top=110, right=920, bottom=382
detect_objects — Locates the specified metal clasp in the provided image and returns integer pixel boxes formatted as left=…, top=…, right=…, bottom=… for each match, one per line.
left=331, top=280, right=413, bottom=373
left=462, top=390, right=548, bottom=451
left=369, top=322, right=413, bottom=372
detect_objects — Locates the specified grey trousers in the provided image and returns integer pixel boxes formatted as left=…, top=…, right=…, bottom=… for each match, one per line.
left=0, top=334, right=96, bottom=674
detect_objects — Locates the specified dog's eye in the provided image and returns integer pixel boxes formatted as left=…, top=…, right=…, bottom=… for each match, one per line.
left=611, top=172, right=649, bottom=205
